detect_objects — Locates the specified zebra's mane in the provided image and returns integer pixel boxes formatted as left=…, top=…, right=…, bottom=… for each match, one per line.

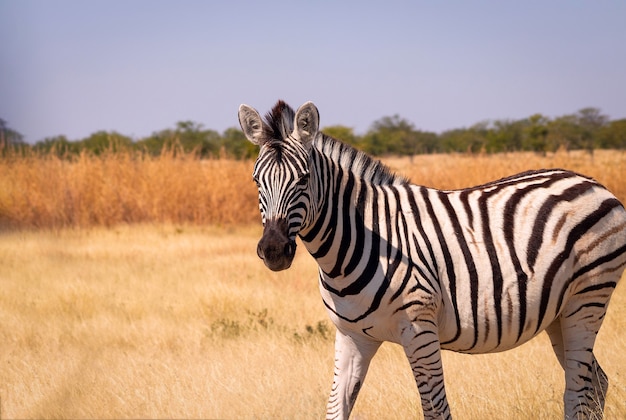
left=261, top=100, right=295, bottom=160
left=261, top=100, right=407, bottom=186
left=315, top=134, right=409, bottom=186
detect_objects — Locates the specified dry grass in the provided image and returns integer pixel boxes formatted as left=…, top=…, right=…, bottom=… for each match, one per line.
left=1, top=226, right=624, bottom=418
left=0, top=151, right=259, bottom=229
left=1, top=149, right=625, bottom=229
left=1, top=149, right=625, bottom=417
left=384, top=149, right=626, bottom=200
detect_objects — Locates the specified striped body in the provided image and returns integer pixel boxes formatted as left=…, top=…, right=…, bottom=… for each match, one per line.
left=238, top=101, right=626, bottom=419
left=307, top=167, right=624, bottom=354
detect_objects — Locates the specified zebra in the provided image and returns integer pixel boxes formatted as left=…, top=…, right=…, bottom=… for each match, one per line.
left=238, top=100, right=626, bottom=419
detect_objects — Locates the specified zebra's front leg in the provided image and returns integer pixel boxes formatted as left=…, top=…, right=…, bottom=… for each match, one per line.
left=402, top=323, right=451, bottom=420
left=326, top=329, right=381, bottom=420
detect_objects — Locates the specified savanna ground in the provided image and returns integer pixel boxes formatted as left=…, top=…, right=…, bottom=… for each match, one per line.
left=1, top=150, right=625, bottom=418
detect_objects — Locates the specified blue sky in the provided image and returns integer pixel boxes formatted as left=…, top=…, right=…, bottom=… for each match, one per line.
left=1, top=0, right=625, bottom=143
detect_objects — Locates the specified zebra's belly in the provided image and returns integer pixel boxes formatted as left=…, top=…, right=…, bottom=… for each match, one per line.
left=439, top=325, right=543, bottom=354
left=436, top=272, right=563, bottom=354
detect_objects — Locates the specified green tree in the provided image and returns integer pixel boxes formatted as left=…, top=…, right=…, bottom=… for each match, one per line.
left=134, top=132, right=168, bottom=155
left=79, top=131, right=133, bottom=155
left=33, top=135, right=80, bottom=156
left=173, top=121, right=221, bottom=156
left=222, top=127, right=257, bottom=158
left=597, top=119, right=626, bottom=150
left=361, top=115, right=437, bottom=155
left=440, top=129, right=469, bottom=153
left=0, top=118, right=24, bottom=152
left=414, top=130, right=441, bottom=154
left=439, top=123, right=488, bottom=154
left=362, top=115, right=410, bottom=155
left=546, top=115, right=580, bottom=151
left=577, top=107, right=608, bottom=155
left=136, top=121, right=221, bottom=157
left=322, top=125, right=360, bottom=148
left=523, top=114, right=550, bottom=153
left=485, top=119, right=524, bottom=152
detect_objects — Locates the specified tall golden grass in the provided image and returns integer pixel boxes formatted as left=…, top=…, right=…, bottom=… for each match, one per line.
left=1, top=149, right=625, bottom=229
left=1, top=226, right=624, bottom=418
left=0, top=151, right=259, bottom=229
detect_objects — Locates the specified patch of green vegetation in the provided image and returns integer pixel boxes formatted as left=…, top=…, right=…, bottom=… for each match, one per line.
left=293, top=320, right=333, bottom=343
left=207, top=309, right=333, bottom=342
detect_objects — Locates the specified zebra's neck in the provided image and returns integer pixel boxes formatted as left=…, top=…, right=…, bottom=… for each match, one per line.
left=299, top=134, right=407, bottom=278
left=312, top=134, right=408, bottom=186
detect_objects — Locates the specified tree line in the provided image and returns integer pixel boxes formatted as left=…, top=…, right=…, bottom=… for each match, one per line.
left=2, top=107, right=625, bottom=158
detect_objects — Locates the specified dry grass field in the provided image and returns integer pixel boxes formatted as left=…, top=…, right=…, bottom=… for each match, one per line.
left=0, top=226, right=624, bottom=419
left=1, top=149, right=625, bottom=229
left=1, top=149, right=625, bottom=418
left=0, top=151, right=259, bottom=229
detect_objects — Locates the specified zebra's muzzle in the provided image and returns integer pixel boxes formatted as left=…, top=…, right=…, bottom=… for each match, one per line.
left=256, top=218, right=296, bottom=271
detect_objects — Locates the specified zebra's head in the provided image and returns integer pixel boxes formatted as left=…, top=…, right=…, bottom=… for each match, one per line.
left=238, top=100, right=319, bottom=271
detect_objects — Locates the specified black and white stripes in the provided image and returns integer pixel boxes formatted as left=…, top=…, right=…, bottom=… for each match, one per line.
left=239, top=100, right=626, bottom=419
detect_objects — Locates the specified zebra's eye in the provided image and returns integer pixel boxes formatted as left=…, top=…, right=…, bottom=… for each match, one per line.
left=296, top=174, right=310, bottom=187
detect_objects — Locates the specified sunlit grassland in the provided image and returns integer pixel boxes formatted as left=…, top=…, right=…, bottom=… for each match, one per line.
left=1, top=226, right=625, bottom=418
left=1, top=149, right=625, bottom=417
left=1, top=149, right=625, bottom=229
left=0, top=151, right=259, bottom=229
left=385, top=149, right=626, bottom=199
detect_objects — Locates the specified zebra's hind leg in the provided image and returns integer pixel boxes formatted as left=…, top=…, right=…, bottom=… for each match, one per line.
left=559, top=298, right=610, bottom=419
left=590, top=357, right=609, bottom=414
left=546, top=318, right=608, bottom=417
left=325, top=329, right=380, bottom=420
left=546, top=318, right=566, bottom=369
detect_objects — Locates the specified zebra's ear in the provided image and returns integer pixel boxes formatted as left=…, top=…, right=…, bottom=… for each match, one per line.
left=294, top=101, right=319, bottom=145
left=238, top=104, right=265, bottom=146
